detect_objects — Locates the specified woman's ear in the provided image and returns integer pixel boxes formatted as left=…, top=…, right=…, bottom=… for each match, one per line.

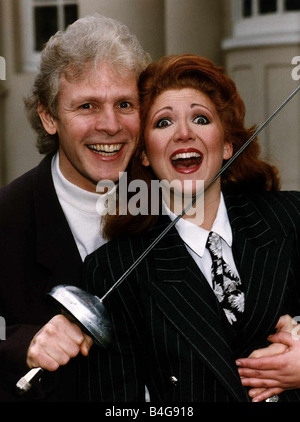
left=223, top=141, right=233, bottom=160
left=141, top=150, right=150, bottom=167
left=38, top=102, right=57, bottom=135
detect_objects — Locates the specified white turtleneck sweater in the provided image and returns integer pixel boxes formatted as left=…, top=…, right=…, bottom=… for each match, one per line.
left=51, top=153, right=108, bottom=261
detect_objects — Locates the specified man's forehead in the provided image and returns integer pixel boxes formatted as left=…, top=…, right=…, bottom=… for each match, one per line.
left=62, top=61, right=137, bottom=84
left=59, top=69, right=139, bottom=103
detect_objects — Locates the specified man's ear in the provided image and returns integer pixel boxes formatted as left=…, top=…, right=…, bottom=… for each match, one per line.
left=223, top=141, right=233, bottom=160
left=38, top=102, right=57, bottom=135
left=141, top=150, right=150, bottom=167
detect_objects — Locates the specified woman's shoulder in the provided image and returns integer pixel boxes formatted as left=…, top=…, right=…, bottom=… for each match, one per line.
left=85, top=225, right=156, bottom=270
left=225, top=189, right=300, bottom=235
left=84, top=234, right=141, bottom=270
left=84, top=214, right=172, bottom=276
left=248, top=190, right=300, bottom=213
left=82, top=221, right=171, bottom=301
left=225, top=189, right=300, bottom=208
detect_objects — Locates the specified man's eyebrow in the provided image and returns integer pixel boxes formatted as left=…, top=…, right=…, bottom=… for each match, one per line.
left=70, top=94, right=138, bottom=105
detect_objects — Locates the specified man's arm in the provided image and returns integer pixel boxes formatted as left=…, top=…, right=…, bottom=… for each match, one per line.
left=236, top=315, right=300, bottom=402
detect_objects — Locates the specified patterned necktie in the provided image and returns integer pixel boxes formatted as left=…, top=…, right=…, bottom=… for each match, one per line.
left=206, top=231, right=244, bottom=325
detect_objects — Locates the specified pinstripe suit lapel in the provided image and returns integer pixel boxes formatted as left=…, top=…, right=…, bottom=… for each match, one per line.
left=224, top=191, right=292, bottom=354
left=144, top=216, right=249, bottom=401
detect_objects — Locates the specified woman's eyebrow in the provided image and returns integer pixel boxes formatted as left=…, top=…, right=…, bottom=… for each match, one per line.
left=191, top=103, right=213, bottom=113
left=149, top=102, right=215, bottom=123
left=149, top=106, right=173, bottom=122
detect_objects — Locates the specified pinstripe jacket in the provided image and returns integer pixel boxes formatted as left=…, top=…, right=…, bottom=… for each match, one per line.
left=80, top=190, right=300, bottom=402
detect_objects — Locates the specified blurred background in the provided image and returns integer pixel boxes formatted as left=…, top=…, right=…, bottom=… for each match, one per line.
left=0, top=0, right=299, bottom=189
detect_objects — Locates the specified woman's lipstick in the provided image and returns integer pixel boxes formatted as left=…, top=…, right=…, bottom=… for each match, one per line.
left=170, top=148, right=203, bottom=174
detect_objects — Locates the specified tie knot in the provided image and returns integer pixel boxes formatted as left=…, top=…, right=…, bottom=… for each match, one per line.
left=206, top=231, right=222, bottom=258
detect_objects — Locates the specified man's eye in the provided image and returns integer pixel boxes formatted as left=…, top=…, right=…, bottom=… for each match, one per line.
left=119, top=101, right=131, bottom=109
left=156, top=118, right=171, bottom=128
left=80, top=103, right=92, bottom=110
left=194, top=115, right=209, bottom=125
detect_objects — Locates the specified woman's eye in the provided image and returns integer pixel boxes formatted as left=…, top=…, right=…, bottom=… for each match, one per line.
left=194, top=115, right=209, bottom=125
left=156, top=118, right=171, bottom=128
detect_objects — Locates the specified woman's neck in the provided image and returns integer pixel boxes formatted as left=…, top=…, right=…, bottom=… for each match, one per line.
left=181, top=182, right=221, bottom=231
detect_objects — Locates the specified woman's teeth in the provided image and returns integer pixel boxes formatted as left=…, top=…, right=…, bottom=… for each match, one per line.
left=171, top=151, right=202, bottom=169
left=171, top=151, right=201, bottom=161
left=87, top=143, right=122, bottom=156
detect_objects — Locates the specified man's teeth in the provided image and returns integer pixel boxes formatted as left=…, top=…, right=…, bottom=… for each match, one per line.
left=88, top=143, right=122, bottom=155
left=171, top=152, right=201, bottom=160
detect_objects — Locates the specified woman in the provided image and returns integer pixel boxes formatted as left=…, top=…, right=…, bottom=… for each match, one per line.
left=80, top=55, right=300, bottom=402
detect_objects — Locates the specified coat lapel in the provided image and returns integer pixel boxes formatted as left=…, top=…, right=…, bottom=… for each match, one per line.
left=224, top=191, right=293, bottom=354
left=143, top=215, right=249, bottom=401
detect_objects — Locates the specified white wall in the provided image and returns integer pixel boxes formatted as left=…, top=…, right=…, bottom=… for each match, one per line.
left=1, top=0, right=40, bottom=185
left=79, top=0, right=165, bottom=61
left=224, top=32, right=300, bottom=188
left=0, top=0, right=5, bottom=185
left=165, top=0, right=223, bottom=64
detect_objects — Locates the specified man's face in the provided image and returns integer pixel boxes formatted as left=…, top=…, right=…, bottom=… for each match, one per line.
left=39, top=63, right=140, bottom=191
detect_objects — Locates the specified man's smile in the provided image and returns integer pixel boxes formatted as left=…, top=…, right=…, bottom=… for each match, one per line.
left=87, top=143, right=123, bottom=156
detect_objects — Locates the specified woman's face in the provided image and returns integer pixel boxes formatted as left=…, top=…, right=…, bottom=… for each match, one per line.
left=142, top=88, right=233, bottom=198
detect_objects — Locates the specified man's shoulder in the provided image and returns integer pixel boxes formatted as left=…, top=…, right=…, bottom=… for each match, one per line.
left=0, top=155, right=52, bottom=223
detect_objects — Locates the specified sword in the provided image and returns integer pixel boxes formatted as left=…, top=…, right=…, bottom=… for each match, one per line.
left=101, top=84, right=300, bottom=301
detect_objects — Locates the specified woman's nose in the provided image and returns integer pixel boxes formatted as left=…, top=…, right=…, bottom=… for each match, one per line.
left=174, top=120, right=195, bottom=142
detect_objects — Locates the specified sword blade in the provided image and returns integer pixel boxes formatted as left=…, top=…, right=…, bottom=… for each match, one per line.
left=101, top=85, right=300, bottom=302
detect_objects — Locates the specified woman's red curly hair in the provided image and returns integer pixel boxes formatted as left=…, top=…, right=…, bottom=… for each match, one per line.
left=103, top=54, right=280, bottom=239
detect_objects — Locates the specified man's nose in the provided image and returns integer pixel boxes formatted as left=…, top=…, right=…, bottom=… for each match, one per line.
left=94, top=107, right=122, bottom=136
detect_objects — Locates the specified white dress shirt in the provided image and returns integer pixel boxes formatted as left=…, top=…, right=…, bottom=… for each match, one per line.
left=164, top=193, right=240, bottom=288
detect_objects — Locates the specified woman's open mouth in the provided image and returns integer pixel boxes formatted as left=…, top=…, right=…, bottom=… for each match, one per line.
left=170, top=149, right=203, bottom=173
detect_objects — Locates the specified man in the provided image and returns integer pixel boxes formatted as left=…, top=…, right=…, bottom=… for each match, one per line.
left=0, top=14, right=150, bottom=402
